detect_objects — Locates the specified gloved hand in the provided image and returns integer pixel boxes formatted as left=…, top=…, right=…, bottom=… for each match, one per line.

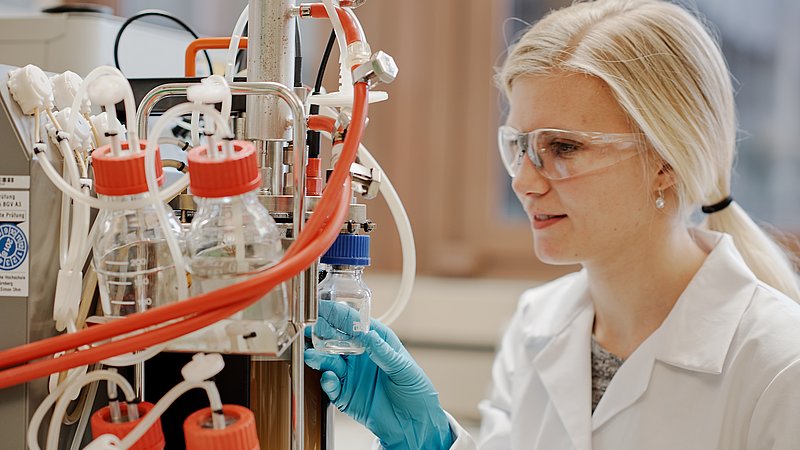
left=305, top=300, right=454, bottom=450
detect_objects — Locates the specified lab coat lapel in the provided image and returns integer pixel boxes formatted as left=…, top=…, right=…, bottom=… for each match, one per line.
left=590, top=334, right=656, bottom=430
left=531, top=303, right=594, bottom=450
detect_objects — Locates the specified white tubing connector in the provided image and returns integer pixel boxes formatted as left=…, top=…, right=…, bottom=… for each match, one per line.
left=181, top=353, right=225, bottom=382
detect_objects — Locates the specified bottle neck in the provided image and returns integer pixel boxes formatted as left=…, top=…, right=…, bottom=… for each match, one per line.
left=326, top=264, right=365, bottom=275
left=97, top=192, right=149, bottom=202
left=195, top=190, right=259, bottom=207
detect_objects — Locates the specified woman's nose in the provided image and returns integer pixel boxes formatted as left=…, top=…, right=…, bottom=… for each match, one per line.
left=512, top=156, right=551, bottom=197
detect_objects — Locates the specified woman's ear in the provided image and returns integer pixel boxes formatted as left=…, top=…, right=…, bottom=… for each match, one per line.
left=654, top=163, right=677, bottom=191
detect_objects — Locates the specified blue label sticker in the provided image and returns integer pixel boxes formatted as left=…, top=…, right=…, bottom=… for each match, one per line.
left=0, top=223, right=28, bottom=271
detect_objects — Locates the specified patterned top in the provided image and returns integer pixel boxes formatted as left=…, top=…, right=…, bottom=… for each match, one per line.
left=591, top=336, right=624, bottom=413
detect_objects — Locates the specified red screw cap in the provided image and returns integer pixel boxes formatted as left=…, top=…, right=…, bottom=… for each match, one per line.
left=183, top=404, right=260, bottom=450
left=187, top=141, right=261, bottom=198
left=92, top=140, right=165, bottom=196
left=90, top=401, right=165, bottom=450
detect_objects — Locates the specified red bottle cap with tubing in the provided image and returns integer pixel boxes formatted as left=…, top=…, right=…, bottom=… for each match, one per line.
left=183, top=404, right=260, bottom=450
left=187, top=140, right=261, bottom=198
left=90, top=401, right=165, bottom=450
left=91, top=140, right=165, bottom=196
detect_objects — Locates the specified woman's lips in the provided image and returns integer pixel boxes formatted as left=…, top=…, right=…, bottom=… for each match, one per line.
left=532, top=214, right=567, bottom=229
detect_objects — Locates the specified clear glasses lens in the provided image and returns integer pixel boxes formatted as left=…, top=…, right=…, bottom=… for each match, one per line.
left=497, top=126, right=641, bottom=179
left=497, top=125, right=524, bottom=177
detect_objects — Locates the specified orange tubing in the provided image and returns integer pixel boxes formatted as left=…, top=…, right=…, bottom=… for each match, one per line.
left=307, top=115, right=337, bottom=134
left=0, top=182, right=352, bottom=389
left=307, top=3, right=362, bottom=45
left=0, top=82, right=369, bottom=389
left=185, top=37, right=249, bottom=77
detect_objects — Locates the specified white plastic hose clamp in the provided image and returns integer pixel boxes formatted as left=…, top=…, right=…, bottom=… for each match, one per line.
left=46, top=108, right=93, bottom=151
left=187, top=75, right=231, bottom=104
left=181, top=353, right=225, bottom=382
left=7, top=64, right=55, bottom=115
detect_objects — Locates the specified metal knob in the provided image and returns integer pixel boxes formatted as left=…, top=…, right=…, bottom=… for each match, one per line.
left=352, top=51, right=398, bottom=87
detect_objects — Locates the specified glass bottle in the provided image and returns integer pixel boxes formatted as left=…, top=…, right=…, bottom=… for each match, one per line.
left=92, top=141, right=183, bottom=317
left=312, top=234, right=371, bottom=355
left=181, top=140, right=288, bottom=354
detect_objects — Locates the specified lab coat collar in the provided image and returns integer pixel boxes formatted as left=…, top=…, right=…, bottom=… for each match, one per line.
left=593, top=229, right=757, bottom=428
left=519, top=229, right=758, bottom=444
left=651, top=229, right=757, bottom=374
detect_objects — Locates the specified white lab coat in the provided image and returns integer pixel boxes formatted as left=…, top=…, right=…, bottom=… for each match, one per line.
left=446, top=229, right=800, bottom=450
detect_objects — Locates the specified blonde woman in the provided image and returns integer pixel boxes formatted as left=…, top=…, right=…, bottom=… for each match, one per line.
left=305, top=0, right=800, bottom=448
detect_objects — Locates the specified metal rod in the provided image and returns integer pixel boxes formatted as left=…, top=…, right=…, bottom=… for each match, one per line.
left=246, top=0, right=296, bottom=141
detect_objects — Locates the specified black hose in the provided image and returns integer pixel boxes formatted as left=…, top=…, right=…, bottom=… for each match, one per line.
left=308, top=30, right=338, bottom=159
left=113, top=9, right=213, bottom=77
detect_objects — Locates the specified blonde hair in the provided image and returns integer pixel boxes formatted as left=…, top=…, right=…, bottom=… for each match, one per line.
left=499, top=0, right=800, bottom=300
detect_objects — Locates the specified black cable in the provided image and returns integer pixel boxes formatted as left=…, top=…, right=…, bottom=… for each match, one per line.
left=113, top=9, right=213, bottom=77
left=308, top=30, right=337, bottom=159
left=294, top=18, right=303, bottom=88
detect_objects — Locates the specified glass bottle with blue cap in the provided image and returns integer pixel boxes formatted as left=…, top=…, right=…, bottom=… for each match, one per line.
left=312, top=234, right=371, bottom=354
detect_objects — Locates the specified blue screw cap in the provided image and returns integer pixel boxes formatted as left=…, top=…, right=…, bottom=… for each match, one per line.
left=321, top=234, right=370, bottom=266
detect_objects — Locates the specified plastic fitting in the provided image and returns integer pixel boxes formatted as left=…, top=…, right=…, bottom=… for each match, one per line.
left=86, top=74, right=128, bottom=106
left=51, top=71, right=91, bottom=114
left=46, top=108, right=93, bottom=151
left=7, top=64, right=54, bottom=114
left=181, top=353, right=225, bottom=382
left=187, top=75, right=230, bottom=105
left=90, top=112, right=127, bottom=147
left=83, top=434, right=122, bottom=450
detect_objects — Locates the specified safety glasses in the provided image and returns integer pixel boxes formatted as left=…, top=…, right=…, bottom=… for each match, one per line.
left=497, top=125, right=645, bottom=179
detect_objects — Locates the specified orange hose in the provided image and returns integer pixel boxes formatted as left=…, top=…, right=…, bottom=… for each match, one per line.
left=185, top=37, right=249, bottom=77
left=0, top=183, right=352, bottom=389
left=307, top=115, right=337, bottom=134
left=0, top=82, right=370, bottom=389
left=308, top=4, right=361, bottom=45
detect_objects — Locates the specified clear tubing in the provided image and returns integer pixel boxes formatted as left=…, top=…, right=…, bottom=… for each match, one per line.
left=34, top=149, right=190, bottom=210
left=157, top=136, right=189, bottom=149
left=104, top=103, right=123, bottom=156
left=119, top=380, right=223, bottom=449
left=144, top=103, right=234, bottom=301
left=190, top=110, right=201, bottom=147
left=68, top=378, right=98, bottom=450
left=224, top=5, right=249, bottom=83
left=319, top=109, right=415, bottom=325
left=46, top=370, right=136, bottom=450
left=356, top=144, right=414, bottom=325
left=49, top=124, right=91, bottom=271
left=65, top=66, right=140, bottom=154
left=27, top=369, right=133, bottom=450
left=321, top=0, right=348, bottom=67
left=58, top=190, right=70, bottom=268
left=101, top=344, right=167, bottom=367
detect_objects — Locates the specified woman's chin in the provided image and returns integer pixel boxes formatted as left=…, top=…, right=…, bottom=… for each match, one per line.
left=533, top=243, right=579, bottom=266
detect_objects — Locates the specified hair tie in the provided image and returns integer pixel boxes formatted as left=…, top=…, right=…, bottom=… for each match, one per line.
left=701, top=196, right=733, bottom=214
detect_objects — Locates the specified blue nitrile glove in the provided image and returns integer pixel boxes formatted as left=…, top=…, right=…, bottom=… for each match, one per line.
left=304, top=300, right=454, bottom=450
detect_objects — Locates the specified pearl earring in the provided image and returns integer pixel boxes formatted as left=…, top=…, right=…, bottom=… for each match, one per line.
left=655, top=190, right=666, bottom=209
